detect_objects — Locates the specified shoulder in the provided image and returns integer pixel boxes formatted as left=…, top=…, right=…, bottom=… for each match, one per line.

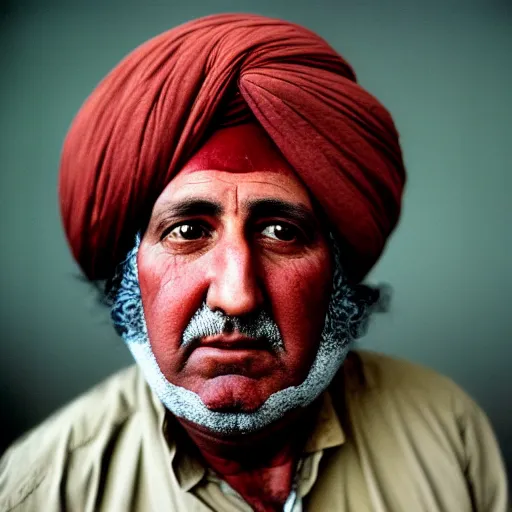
left=0, top=365, right=146, bottom=511
left=338, top=349, right=495, bottom=457
left=339, top=350, right=508, bottom=510
left=345, top=349, right=475, bottom=408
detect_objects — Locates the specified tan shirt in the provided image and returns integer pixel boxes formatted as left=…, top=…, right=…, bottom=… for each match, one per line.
left=0, top=350, right=508, bottom=512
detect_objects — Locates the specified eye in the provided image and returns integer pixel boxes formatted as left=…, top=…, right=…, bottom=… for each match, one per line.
left=261, top=223, right=300, bottom=242
left=165, top=222, right=209, bottom=241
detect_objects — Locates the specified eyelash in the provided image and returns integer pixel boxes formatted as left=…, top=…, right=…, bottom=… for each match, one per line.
left=161, top=220, right=307, bottom=243
left=162, top=222, right=210, bottom=241
left=160, top=221, right=210, bottom=240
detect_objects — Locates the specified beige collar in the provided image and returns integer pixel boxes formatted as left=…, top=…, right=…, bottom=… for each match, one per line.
left=152, top=387, right=346, bottom=491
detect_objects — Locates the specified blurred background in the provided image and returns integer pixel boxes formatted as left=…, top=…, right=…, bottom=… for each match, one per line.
left=0, top=0, right=510, bottom=483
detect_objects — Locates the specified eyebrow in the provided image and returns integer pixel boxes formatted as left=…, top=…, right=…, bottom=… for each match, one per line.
left=243, top=198, right=317, bottom=231
left=154, top=199, right=223, bottom=233
left=153, top=197, right=317, bottom=233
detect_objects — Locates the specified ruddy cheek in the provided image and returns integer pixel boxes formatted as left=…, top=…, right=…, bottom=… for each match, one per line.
left=268, top=256, right=330, bottom=316
left=138, top=251, right=210, bottom=371
left=264, top=256, right=331, bottom=363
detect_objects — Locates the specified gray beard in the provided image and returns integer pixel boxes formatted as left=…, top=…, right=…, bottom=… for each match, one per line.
left=127, top=313, right=351, bottom=436
left=113, top=233, right=372, bottom=435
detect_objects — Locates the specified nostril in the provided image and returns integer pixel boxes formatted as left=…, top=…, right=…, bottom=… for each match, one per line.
left=223, top=318, right=234, bottom=334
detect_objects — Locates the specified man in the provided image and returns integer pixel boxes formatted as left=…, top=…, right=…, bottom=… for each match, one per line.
left=0, top=13, right=507, bottom=512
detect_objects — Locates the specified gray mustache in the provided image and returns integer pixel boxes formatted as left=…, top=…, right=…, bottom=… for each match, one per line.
left=181, top=303, right=284, bottom=351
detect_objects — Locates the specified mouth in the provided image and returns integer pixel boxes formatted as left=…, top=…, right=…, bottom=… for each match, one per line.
left=183, top=333, right=277, bottom=378
left=199, top=333, right=270, bottom=351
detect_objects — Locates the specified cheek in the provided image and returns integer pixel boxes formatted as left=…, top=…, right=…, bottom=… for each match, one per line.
left=137, top=249, right=207, bottom=368
left=136, top=242, right=332, bottom=387
left=263, top=252, right=332, bottom=369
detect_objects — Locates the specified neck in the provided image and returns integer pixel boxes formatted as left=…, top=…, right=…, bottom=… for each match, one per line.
left=176, top=401, right=318, bottom=465
left=170, top=402, right=320, bottom=512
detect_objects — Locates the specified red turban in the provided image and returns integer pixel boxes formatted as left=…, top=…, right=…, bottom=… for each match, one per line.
left=59, top=13, right=406, bottom=283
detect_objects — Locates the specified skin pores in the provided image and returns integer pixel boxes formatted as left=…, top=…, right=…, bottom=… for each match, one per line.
left=136, top=123, right=333, bottom=413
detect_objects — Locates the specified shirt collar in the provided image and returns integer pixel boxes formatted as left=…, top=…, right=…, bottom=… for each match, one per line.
left=147, top=383, right=206, bottom=490
left=303, top=390, right=345, bottom=453
left=152, top=385, right=345, bottom=492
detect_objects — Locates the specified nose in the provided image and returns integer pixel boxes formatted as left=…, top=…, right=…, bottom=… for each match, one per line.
left=206, top=237, right=264, bottom=317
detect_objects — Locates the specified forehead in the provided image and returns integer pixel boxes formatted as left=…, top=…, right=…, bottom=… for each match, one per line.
left=154, top=123, right=313, bottom=210
left=163, top=169, right=311, bottom=205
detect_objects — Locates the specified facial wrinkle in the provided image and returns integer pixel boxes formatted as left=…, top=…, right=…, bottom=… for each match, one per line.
left=111, top=232, right=374, bottom=435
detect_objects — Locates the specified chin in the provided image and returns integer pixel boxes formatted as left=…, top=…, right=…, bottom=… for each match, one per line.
left=198, top=375, right=275, bottom=412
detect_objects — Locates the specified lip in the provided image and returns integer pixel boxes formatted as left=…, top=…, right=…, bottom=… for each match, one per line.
left=187, top=346, right=276, bottom=378
left=198, top=334, right=269, bottom=351
left=185, top=333, right=277, bottom=378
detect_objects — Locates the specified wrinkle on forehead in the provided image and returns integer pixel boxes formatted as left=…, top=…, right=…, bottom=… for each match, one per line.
left=156, top=123, right=315, bottom=213
left=155, top=172, right=314, bottom=221
left=172, top=170, right=294, bottom=195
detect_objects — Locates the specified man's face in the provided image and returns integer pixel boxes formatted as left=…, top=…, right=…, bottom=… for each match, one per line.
left=137, top=124, right=333, bottom=413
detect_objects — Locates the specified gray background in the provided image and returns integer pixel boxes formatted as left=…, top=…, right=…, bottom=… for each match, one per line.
left=1, top=0, right=510, bottom=483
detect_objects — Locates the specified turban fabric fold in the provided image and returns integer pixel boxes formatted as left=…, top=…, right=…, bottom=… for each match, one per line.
left=59, top=13, right=406, bottom=283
